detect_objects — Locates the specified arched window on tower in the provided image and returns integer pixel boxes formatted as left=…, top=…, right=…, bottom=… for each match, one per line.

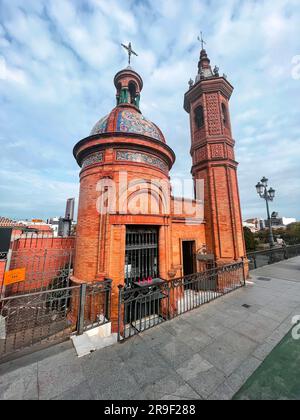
left=221, top=103, right=228, bottom=126
left=128, top=81, right=137, bottom=106
left=116, top=82, right=122, bottom=105
left=194, top=105, right=204, bottom=129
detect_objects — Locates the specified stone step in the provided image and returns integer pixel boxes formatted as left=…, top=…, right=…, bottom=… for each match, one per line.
left=71, top=323, right=117, bottom=358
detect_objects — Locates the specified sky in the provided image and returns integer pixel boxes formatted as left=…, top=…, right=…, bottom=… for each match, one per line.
left=0, top=0, right=300, bottom=222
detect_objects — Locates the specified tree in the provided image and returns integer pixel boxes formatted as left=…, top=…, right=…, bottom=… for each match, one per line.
left=243, top=227, right=256, bottom=251
left=283, top=222, right=300, bottom=245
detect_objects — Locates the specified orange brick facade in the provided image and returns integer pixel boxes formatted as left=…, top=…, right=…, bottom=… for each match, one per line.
left=0, top=260, right=5, bottom=292
left=72, top=50, right=246, bottom=331
left=1, top=236, right=75, bottom=294
left=185, top=49, right=246, bottom=264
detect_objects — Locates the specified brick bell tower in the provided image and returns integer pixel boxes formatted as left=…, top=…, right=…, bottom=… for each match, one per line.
left=184, top=46, right=246, bottom=263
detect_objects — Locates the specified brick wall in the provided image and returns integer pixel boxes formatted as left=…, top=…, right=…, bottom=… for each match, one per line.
left=0, top=260, right=6, bottom=292
left=5, top=236, right=75, bottom=294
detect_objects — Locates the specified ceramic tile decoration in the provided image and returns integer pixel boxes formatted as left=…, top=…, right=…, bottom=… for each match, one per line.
left=116, top=150, right=168, bottom=171
left=90, top=115, right=108, bottom=135
left=116, top=110, right=163, bottom=141
left=82, top=152, right=103, bottom=168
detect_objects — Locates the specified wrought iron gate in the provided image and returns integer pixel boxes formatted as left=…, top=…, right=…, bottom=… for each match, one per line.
left=125, top=227, right=159, bottom=286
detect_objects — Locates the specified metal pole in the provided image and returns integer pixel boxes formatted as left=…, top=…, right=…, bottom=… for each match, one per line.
left=77, top=283, right=87, bottom=336
left=265, top=190, right=275, bottom=248
left=104, top=278, right=112, bottom=321
left=241, top=258, right=246, bottom=286
left=117, top=285, right=123, bottom=342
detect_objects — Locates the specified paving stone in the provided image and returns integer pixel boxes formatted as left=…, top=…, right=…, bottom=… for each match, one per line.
left=155, top=336, right=198, bottom=368
left=192, top=319, right=232, bottom=339
left=140, top=325, right=176, bottom=349
left=87, top=366, right=141, bottom=400
left=37, top=352, right=86, bottom=400
left=227, top=356, right=262, bottom=392
left=231, top=314, right=279, bottom=344
left=200, top=331, right=257, bottom=376
left=207, top=380, right=235, bottom=400
left=0, top=363, right=38, bottom=400
left=176, top=353, right=215, bottom=382
left=161, top=318, right=213, bottom=352
left=185, top=365, right=226, bottom=399
left=52, top=380, right=94, bottom=400
left=140, top=373, right=201, bottom=400
left=125, top=350, right=172, bottom=387
left=80, top=348, right=124, bottom=378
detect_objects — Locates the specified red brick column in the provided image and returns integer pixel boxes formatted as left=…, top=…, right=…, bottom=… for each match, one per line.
left=0, top=260, right=6, bottom=294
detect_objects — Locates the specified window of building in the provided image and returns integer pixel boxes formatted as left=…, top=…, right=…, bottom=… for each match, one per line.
left=116, top=82, right=122, bottom=105
left=194, top=105, right=204, bottom=129
left=221, top=103, right=228, bottom=125
left=128, top=81, right=137, bottom=105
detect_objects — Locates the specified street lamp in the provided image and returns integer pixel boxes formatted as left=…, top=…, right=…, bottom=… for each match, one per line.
left=255, top=177, right=276, bottom=248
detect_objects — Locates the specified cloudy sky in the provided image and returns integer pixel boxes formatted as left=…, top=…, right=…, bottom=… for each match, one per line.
left=0, top=0, right=299, bottom=221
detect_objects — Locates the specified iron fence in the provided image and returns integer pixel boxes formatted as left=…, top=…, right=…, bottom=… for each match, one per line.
left=247, top=244, right=300, bottom=270
left=3, top=248, right=74, bottom=296
left=77, top=280, right=112, bottom=335
left=0, top=286, right=79, bottom=360
left=168, top=261, right=245, bottom=318
left=0, top=280, right=112, bottom=361
left=118, top=261, right=245, bottom=341
left=0, top=252, right=8, bottom=260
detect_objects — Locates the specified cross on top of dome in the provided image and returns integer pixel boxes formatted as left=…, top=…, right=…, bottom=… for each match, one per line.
left=197, top=32, right=206, bottom=51
left=121, top=42, right=138, bottom=66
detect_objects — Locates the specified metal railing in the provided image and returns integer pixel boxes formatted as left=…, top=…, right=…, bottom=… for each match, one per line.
left=118, top=261, right=245, bottom=341
left=168, top=261, right=245, bottom=318
left=3, top=248, right=75, bottom=296
left=0, top=252, right=8, bottom=261
left=247, top=244, right=300, bottom=270
left=77, top=279, right=112, bottom=335
left=0, top=280, right=112, bottom=361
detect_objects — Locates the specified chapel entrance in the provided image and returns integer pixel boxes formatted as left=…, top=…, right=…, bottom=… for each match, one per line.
left=125, top=226, right=159, bottom=286
left=182, top=240, right=196, bottom=276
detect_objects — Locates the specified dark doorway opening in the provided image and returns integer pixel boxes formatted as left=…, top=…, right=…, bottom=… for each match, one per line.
left=182, top=240, right=196, bottom=276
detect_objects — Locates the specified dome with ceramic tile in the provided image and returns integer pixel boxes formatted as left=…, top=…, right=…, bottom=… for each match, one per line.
left=90, top=106, right=165, bottom=143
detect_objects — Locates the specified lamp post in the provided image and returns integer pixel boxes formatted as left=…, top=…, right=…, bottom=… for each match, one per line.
left=256, top=177, right=276, bottom=248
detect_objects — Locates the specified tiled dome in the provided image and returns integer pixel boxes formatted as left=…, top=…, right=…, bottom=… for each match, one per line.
left=90, top=107, right=165, bottom=143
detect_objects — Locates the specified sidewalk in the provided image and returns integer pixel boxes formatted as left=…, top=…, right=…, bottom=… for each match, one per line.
left=1, top=257, right=300, bottom=400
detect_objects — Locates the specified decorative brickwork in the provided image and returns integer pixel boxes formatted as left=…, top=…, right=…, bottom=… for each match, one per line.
left=116, top=150, right=168, bottom=172
left=82, top=152, right=103, bottom=168
left=195, top=147, right=208, bottom=162
left=210, top=143, right=224, bottom=158
left=206, top=93, right=222, bottom=136
left=227, top=146, right=235, bottom=160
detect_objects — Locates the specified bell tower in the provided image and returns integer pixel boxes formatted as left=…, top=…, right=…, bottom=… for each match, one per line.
left=184, top=47, right=246, bottom=263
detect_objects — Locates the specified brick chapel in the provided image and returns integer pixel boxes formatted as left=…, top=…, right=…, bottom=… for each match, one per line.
left=72, top=44, right=246, bottom=330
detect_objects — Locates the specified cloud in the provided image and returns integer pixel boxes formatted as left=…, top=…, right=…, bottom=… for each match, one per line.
left=0, top=0, right=299, bottom=221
